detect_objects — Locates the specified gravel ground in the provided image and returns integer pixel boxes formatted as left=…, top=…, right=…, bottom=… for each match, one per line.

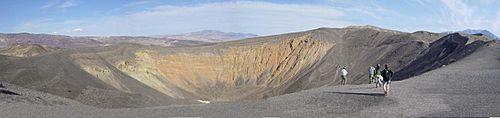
left=0, top=42, right=499, bottom=118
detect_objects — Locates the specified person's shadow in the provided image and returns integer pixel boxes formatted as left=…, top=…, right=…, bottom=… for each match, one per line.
left=0, top=89, right=20, bottom=96
left=324, top=91, right=385, bottom=97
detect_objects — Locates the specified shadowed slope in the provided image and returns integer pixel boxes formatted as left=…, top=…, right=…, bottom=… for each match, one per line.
left=394, top=33, right=488, bottom=80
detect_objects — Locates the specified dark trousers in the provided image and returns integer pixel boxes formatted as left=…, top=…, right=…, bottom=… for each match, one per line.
left=341, top=75, right=346, bottom=85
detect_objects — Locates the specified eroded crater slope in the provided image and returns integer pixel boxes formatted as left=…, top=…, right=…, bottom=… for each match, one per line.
left=0, top=26, right=491, bottom=108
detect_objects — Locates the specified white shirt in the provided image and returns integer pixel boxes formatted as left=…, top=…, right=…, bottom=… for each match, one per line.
left=341, top=69, right=348, bottom=76
left=369, top=66, right=375, bottom=75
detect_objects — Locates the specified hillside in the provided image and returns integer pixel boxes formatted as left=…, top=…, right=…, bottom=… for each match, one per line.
left=156, top=30, right=258, bottom=42
left=0, top=33, right=102, bottom=48
left=443, top=29, right=500, bottom=40
left=0, top=44, right=59, bottom=57
left=87, top=36, right=207, bottom=47
left=459, top=29, right=499, bottom=40
left=0, top=39, right=498, bottom=118
left=0, top=26, right=491, bottom=108
left=0, top=30, right=255, bottom=48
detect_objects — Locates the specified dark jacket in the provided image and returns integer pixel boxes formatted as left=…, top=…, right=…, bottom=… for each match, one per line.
left=381, top=69, right=394, bottom=81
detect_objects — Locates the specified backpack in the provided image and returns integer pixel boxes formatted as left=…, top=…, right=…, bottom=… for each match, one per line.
left=374, top=68, right=381, bottom=75
left=381, top=69, right=393, bottom=80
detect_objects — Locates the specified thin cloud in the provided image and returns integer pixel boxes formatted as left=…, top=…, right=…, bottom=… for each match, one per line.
left=123, top=1, right=150, bottom=8
left=57, top=0, right=77, bottom=8
left=71, top=28, right=83, bottom=32
left=16, top=19, right=85, bottom=35
left=40, top=2, right=57, bottom=9
left=22, top=0, right=500, bottom=37
left=493, top=13, right=500, bottom=36
left=437, top=0, right=499, bottom=36
left=31, top=1, right=349, bottom=36
left=41, top=0, right=78, bottom=9
left=440, top=0, right=476, bottom=27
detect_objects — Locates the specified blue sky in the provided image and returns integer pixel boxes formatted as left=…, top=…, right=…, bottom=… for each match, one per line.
left=1, top=0, right=500, bottom=36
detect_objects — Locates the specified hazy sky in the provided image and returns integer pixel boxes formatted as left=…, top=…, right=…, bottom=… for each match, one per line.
left=1, top=0, right=499, bottom=36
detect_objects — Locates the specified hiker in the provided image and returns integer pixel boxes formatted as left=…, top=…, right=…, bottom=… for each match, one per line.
left=374, top=64, right=383, bottom=88
left=368, top=66, right=375, bottom=84
left=381, top=64, right=394, bottom=95
left=340, top=67, right=348, bottom=85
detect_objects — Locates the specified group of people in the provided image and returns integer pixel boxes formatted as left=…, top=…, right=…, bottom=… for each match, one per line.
left=369, top=64, right=393, bottom=95
left=339, top=64, right=394, bottom=95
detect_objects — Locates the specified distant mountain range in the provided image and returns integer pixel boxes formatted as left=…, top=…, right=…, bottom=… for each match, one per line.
left=0, top=30, right=258, bottom=48
left=443, top=29, right=499, bottom=40
left=0, top=33, right=102, bottom=48
left=154, top=30, right=258, bottom=42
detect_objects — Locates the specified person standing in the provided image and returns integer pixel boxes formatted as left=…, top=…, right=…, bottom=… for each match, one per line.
left=340, top=67, right=348, bottom=85
left=374, top=64, right=383, bottom=88
left=381, top=64, right=394, bottom=95
left=368, top=66, right=375, bottom=84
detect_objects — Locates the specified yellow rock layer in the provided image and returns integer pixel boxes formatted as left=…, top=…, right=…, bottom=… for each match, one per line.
left=72, top=34, right=333, bottom=101
left=154, top=34, right=333, bottom=100
left=0, top=44, right=53, bottom=57
left=116, top=51, right=183, bottom=98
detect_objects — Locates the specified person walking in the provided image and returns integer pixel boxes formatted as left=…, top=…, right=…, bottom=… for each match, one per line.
left=374, top=64, right=383, bottom=88
left=340, top=67, right=348, bottom=85
left=368, top=66, right=375, bottom=84
left=381, top=64, right=394, bottom=95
